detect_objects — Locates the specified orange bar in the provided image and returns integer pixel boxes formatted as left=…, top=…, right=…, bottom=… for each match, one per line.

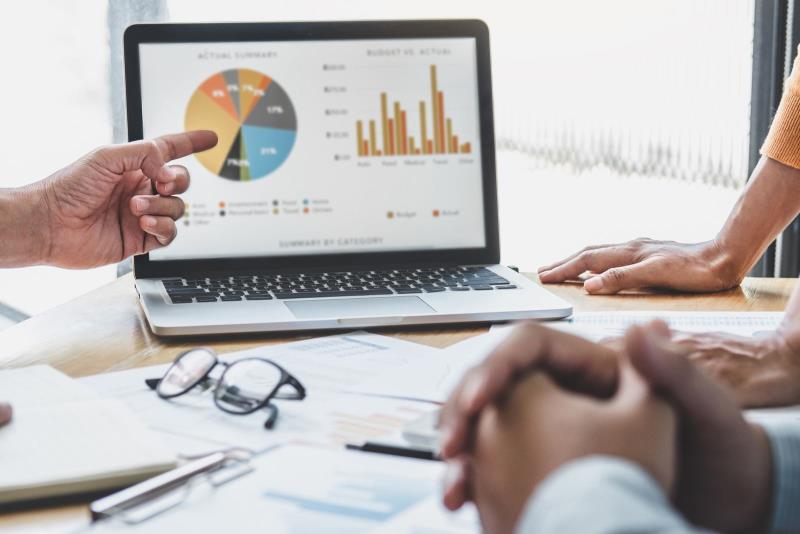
left=369, top=120, right=378, bottom=156
left=362, top=140, right=369, bottom=155
left=356, top=120, right=365, bottom=156
left=430, top=65, right=440, bottom=153
left=414, top=148, right=421, bottom=154
left=461, top=142, right=471, bottom=153
left=419, top=101, right=428, bottom=154
left=387, top=118, right=395, bottom=155
left=437, top=91, right=445, bottom=153
left=393, top=102, right=402, bottom=155
left=427, top=139, right=433, bottom=153
left=452, top=134, right=459, bottom=154
left=380, top=93, right=389, bottom=156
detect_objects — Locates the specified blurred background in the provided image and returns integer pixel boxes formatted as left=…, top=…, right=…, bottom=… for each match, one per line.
left=0, top=0, right=762, bottom=321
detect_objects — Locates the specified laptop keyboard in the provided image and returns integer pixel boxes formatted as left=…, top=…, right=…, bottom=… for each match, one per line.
left=162, top=266, right=517, bottom=304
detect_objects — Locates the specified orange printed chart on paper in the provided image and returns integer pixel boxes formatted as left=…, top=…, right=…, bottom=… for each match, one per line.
left=185, top=68, right=297, bottom=181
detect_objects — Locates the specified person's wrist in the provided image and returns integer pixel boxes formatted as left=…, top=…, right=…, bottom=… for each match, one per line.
left=0, top=184, right=53, bottom=266
left=700, top=238, right=745, bottom=289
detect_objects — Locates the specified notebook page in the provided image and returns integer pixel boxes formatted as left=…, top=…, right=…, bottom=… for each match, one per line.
left=0, top=365, right=97, bottom=408
left=0, top=367, right=176, bottom=503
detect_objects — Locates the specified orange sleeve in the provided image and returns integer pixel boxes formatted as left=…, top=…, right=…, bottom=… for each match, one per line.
left=762, top=47, right=800, bottom=169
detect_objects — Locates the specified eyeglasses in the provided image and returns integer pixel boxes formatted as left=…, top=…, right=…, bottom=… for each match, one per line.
left=145, top=348, right=306, bottom=429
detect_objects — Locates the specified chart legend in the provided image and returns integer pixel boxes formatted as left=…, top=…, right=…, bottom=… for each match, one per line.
left=185, top=68, right=297, bottom=181
left=355, top=65, right=472, bottom=158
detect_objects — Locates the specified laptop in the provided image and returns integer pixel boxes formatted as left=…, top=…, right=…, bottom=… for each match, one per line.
left=124, top=20, right=572, bottom=336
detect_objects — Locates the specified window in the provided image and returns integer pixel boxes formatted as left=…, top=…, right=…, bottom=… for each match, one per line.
left=168, top=0, right=752, bottom=269
left=0, top=0, right=758, bottom=316
left=0, top=0, right=114, bottom=316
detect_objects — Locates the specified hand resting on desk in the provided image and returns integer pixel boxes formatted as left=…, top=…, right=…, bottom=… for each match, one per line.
left=537, top=238, right=736, bottom=295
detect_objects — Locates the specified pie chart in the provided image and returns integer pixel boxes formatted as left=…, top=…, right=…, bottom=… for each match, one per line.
left=184, top=68, right=297, bottom=181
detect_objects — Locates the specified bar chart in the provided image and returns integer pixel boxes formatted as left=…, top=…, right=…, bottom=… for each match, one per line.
left=355, top=65, right=473, bottom=158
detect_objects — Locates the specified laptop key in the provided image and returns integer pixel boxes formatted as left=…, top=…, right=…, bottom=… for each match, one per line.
left=396, top=288, right=423, bottom=294
left=472, top=285, right=494, bottom=290
left=496, top=285, right=517, bottom=289
left=195, top=296, right=219, bottom=302
left=170, top=296, right=193, bottom=304
left=221, top=296, right=242, bottom=301
left=450, top=287, right=471, bottom=291
left=167, top=287, right=208, bottom=294
left=245, top=295, right=273, bottom=300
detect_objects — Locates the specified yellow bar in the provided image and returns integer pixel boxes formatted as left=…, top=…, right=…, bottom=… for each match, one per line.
left=394, top=101, right=403, bottom=155
left=409, top=137, right=416, bottom=154
left=419, top=101, right=427, bottom=154
left=369, top=120, right=377, bottom=156
left=430, top=65, right=440, bottom=153
left=380, top=93, right=389, bottom=156
left=446, top=118, right=453, bottom=154
left=356, top=120, right=365, bottom=156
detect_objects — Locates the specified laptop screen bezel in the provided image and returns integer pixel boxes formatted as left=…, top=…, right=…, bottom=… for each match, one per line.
left=125, top=20, right=499, bottom=278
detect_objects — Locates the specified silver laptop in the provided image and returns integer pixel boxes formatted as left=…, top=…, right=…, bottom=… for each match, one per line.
left=124, top=20, right=572, bottom=336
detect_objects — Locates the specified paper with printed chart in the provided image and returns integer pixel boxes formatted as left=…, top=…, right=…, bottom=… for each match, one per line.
left=91, top=445, right=479, bottom=533
left=80, top=332, right=442, bottom=456
left=349, top=328, right=513, bottom=404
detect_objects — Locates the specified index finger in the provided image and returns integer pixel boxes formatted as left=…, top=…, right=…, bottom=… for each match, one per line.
left=539, top=246, right=637, bottom=284
left=135, top=130, right=217, bottom=183
left=537, top=243, right=615, bottom=274
left=439, top=322, right=620, bottom=459
left=154, top=130, right=218, bottom=164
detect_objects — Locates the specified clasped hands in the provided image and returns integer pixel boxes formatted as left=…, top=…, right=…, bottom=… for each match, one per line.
left=439, top=321, right=774, bottom=534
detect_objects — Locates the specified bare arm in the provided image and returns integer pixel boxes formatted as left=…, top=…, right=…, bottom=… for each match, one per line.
left=716, top=156, right=800, bottom=283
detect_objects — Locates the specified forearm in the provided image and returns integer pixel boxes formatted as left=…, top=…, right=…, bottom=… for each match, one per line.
left=0, top=185, right=50, bottom=267
left=714, top=156, right=800, bottom=283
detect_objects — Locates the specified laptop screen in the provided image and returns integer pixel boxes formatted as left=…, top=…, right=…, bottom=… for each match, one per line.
left=139, top=38, right=486, bottom=261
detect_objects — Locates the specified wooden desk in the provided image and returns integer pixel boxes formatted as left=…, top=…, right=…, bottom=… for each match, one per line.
left=0, top=274, right=795, bottom=531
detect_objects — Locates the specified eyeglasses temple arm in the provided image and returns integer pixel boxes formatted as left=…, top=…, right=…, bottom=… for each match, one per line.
left=145, top=378, right=161, bottom=390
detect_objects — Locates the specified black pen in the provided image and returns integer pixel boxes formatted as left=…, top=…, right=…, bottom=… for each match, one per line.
left=345, top=441, right=440, bottom=462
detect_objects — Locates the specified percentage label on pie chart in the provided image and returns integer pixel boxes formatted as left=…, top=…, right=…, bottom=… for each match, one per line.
left=185, top=68, right=297, bottom=181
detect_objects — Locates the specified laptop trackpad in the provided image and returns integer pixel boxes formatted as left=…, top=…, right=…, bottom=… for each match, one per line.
left=285, top=296, right=435, bottom=319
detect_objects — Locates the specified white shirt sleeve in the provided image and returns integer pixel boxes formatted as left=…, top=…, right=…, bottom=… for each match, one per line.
left=515, top=456, right=711, bottom=534
left=759, top=419, right=800, bottom=534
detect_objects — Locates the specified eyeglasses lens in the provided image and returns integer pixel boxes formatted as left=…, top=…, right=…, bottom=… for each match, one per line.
left=215, top=360, right=282, bottom=414
left=157, top=349, right=217, bottom=397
